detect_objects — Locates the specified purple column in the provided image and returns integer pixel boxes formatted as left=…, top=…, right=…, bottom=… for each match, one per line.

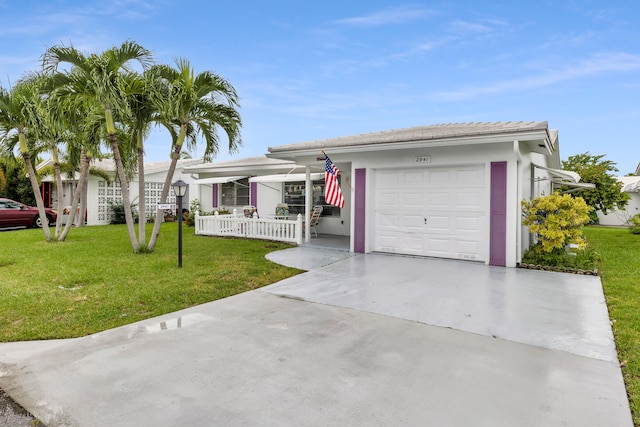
left=250, top=182, right=257, bottom=207
left=354, top=168, right=366, bottom=253
left=489, top=162, right=507, bottom=266
left=212, top=184, right=218, bottom=208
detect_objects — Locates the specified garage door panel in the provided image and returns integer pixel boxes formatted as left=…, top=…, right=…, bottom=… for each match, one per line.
left=403, top=214, right=425, bottom=231
left=456, top=215, right=482, bottom=231
left=455, top=240, right=482, bottom=260
left=403, top=171, right=425, bottom=187
left=455, top=168, right=485, bottom=187
left=426, top=237, right=451, bottom=256
left=426, top=215, right=450, bottom=232
left=375, top=212, right=402, bottom=232
left=424, top=191, right=450, bottom=209
left=374, top=165, right=486, bottom=261
left=378, top=171, right=400, bottom=187
left=402, top=191, right=424, bottom=208
left=376, top=233, right=400, bottom=253
left=426, top=170, right=452, bottom=186
left=376, top=191, right=400, bottom=209
left=454, top=190, right=483, bottom=210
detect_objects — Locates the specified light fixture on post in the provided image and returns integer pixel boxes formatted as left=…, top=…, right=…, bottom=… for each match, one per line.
left=171, top=179, right=188, bottom=268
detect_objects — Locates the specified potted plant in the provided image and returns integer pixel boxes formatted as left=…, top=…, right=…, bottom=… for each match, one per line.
left=163, top=209, right=175, bottom=222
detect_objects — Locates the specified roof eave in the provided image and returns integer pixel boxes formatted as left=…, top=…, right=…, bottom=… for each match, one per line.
left=268, top=130, right=552, bottom=160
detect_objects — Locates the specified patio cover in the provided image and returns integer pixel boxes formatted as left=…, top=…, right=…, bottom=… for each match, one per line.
left=192, top=176, right=248, bottom=185
left=619, top=176, right=640, bottom=193
left=533, top=164, right=595, bottom=191
left=249, top=173, right=324, bottom=183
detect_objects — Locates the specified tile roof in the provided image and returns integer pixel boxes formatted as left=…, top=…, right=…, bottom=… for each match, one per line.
left=269, top=121, right=551, bottom=153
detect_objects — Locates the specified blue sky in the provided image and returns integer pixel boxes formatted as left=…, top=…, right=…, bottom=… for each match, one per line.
left=1, top=0, right=639, bottom=174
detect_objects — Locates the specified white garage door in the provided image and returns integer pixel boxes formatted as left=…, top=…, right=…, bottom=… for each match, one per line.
left=374, top=165, right=486, bottom=261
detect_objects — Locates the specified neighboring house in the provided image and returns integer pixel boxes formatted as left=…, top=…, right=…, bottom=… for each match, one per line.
left=187, top=121, right=588, bottom=268
left=597, top=174, right=640, bottom=226
left=39, top=158, right=204, bottom=225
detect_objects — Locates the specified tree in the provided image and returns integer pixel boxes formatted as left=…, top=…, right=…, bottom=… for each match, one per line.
left=43, top=41, right=153, bottom=252
left=146, top=58, right=242, bottom=251
left=0, top=154, right=35, bottom=204
left=0, top=77, right=54, bottom=240
left=122, top=70, right=160, bottom=247
left=562, top=153, right=630, bottom=214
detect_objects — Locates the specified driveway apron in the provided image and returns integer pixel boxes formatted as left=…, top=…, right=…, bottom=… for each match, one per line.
left=0, top=249, right=632, bottom=426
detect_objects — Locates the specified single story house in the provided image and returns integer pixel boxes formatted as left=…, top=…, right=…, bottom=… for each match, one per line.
left=39, top=158, right=204, bottom=225
left=597, top=172, right=640, bottom=226
left=187, top=121, right=588, bottom=268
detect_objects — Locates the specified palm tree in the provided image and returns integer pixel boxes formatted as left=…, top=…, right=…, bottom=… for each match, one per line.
left=0, top=78, right=54, bottom=241
left=122, top=70, right=161, bottom=247
left=55, top=103, right=105, bottom=240
left=43, top=41, right=153, bottom=252
left=146, top=58, right=242, bottom=251
left=25, top=72, right=74, bottom=238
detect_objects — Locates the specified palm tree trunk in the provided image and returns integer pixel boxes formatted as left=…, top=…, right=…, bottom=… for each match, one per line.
left=137, top=139, right=146, bottom=246
left=58, top=149, right=89, bottom=241
left=20, top=148, right=52, bottom=241
left=77, top=153, right=90, bottom=227
left=109, top=133, right=139, bottom=252
left=52, top=146, right=64, bottom=239
left=147, top=135, right=184, bottom=251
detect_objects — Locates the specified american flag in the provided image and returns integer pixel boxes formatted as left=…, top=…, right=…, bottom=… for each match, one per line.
left=324, top=154, right=344, bottom=208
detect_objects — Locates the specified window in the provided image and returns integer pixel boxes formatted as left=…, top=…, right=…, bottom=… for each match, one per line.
left=0, top=200, right=21, bottom=209
left=221, top=178, right=250, bottom=206
left=284, top=180, right=340, bottom=217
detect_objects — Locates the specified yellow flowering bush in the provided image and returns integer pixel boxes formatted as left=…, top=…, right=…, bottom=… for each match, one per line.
left=522, top=193, right=592, bottom=253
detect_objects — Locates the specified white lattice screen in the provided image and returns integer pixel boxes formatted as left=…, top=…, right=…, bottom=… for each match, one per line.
left=97, top=180, right=176, bottom=223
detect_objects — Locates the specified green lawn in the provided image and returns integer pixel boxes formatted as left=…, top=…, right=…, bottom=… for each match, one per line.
left=583, top=226, right=640, bottom=426
left=0, top=223, right=302, bottom=342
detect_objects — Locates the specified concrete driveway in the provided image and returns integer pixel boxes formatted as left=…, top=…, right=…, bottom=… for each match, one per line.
left=0, top=248, right=632, bottom=426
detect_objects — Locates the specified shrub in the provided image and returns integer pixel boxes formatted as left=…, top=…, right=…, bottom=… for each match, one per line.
left=630, top=214, right=640, bottom=235
left=522, top=193, right=592, bottom=253
left=522, top=244, right=600, bottom=271
left=108, top=201, right=139, bottom=224
left=183, top=198, right=218, bottom=226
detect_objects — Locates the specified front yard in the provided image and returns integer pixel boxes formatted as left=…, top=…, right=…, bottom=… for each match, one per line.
left=0, top=223, right=302, bottom=342
left=583, top=226, right=640, bottom=426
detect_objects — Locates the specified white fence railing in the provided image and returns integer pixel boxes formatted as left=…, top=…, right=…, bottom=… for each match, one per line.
left=194, top=210, right=303, bottom=245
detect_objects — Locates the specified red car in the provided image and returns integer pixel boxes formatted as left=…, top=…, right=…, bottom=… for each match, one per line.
left=0, top=198, right=57, bottom=228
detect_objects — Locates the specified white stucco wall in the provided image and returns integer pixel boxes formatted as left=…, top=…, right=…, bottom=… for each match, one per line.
left=255, top=182, right=285, bottom=219
left=597, top=193, right=640, bottom=226
left=192, top=184, right=214, bottom=212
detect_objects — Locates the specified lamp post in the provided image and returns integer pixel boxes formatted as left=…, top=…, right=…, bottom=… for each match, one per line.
left=171, top=179, right=188, bottom=268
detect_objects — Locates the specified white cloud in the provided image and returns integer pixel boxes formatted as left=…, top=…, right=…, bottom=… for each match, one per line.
left=334, top=6, right=433, bottom=27
left=435, top=52, right=640, bottom=101
left=447, top=20, right=494, bottom=35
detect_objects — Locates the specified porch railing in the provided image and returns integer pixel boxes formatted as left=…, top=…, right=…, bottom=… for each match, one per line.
left=194, top=210, right=303, bottom=245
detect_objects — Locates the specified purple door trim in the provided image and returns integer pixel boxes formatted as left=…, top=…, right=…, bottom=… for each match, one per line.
left=212, top=184, right=218, bottom=208
left=354, top=168, right=366, bottom=253
left=250, top=182, right=257, bottom=207
left=489, top=162, right=507, bottom=266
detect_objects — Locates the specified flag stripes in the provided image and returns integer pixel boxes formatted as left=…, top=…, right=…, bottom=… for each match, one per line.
left=324, top=154, right=345, bottom=208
